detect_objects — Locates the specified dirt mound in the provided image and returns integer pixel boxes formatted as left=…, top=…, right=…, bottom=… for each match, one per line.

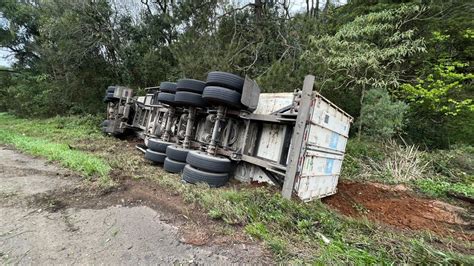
left=323, top=182, right=473, bottom=241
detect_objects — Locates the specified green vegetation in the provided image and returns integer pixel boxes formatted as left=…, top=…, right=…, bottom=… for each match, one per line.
left=0, top=113, right=112, bottom=185
left=341, top=138, right=473, bottom=198
left=0, top=114, right=472, bottom=264
left=153, top=176, right=472, bottom=264
left=415, top=178, right=473, bottom=198
left=1, top=0, right=472, bottom=148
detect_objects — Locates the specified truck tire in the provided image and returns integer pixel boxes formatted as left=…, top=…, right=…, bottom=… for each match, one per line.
left=186, top=151, right=231, bottom=173
left=176, top=79, right=206, bottom=94
left=175, top=91, right=207, bottom=107
left=182, top=164, right=229, bottom=187
left=147, top=139, right=172, bottom=153
left=164, top=157, right=186, bottom=173
left=157, top=92, right=176, bottom=106
left=160, top=82, right=177, bottom=93
left=202, top=86, right=242, bottom=109
left=166, top=145, right=190, bottom=162
left=103, top=91, right=119, bottom=103
left=206, top=71, right=244, bottom=93
left=144, top=149, right=166, bottom=164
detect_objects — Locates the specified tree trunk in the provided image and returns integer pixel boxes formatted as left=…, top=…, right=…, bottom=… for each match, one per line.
left=254, top=0, right=263, bottom=21
left=315, top=0, right=319, bottom=18
left=357, top=84, right=366, bottom=140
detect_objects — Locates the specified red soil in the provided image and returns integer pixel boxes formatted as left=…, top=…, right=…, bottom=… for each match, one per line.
left=323, top=182, right=473, bottom=241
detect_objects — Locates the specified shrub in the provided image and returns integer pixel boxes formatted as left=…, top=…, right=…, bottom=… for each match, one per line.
left=357, top=88, right=408, bottom=140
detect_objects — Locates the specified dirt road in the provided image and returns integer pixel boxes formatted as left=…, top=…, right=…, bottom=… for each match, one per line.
left=0, top=147, right=267, bottom=264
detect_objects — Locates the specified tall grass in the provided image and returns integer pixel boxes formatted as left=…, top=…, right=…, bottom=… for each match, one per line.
left=341, top=138, right=473, bottom=198
left=376, top=139, right=429, bottom=181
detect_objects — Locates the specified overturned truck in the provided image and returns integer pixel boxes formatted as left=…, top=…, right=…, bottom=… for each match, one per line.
left=102, top=73, right=352, bottom=202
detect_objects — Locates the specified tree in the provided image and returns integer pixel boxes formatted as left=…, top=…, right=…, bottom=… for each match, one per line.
left=0, top=1, right=40, bottom=67
left=303, top=4, right=426, bottom=138
left=401, top=60, right=473, bottom=117
left=357, top=87, right=408, bottom=139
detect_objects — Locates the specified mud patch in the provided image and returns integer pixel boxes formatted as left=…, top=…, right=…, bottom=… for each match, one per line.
left=323, top=182, right=473, bottom=241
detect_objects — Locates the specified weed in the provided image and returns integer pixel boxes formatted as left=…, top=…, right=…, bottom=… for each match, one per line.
left=207, top=209, right=223, bottom=219
left=379, top=140, right=429, bottom=181
left=353, top=202, right=369, bottom=214
left=414, top=178, right=474, bottom=198
left=341, top=138, right=473, bottom=198
left=245, top=222, right=269, bottom=239
left=1, top=113, right=472, bottom=264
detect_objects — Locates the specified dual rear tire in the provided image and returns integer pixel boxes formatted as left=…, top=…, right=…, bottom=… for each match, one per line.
left=202, top=71, right=245, bottom=109
left=182, top=151, right=231, bottom=187
left=144, top=139, right=172, bottom=164
left=163, top=145, right=190, bottom=173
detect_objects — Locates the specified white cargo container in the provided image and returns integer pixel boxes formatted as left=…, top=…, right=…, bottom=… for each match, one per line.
left=233, top=76, right=353, bottom=201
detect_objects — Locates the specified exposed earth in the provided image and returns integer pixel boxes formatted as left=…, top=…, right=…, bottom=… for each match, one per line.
left=1, top=145, right=473, bottom=264
left=0, top=147, right=270, bottom=264
left=324, top=182, right=473, bottom=241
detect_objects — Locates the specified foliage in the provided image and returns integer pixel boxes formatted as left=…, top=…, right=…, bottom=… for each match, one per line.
left=0, top=72, right=64, bottom=116
left=342, top=138, right=429, bottom=182
left=303, top=4, right=425, bottom=138
left=357, top=88, right=408, bottom=139
left=414, top=178, right=473, bottom=198
left=342, top=137, right=473, bottom=198
left=1, top=0, right=473, bottom=148
left=175, top=183, right=471, bottom=264
left=428, top=145, right=474, bottom=181
left=304, top=4, right=426, bottom=90
left=401, top=61, right=473, bottom=116
left=415, top=145, right=474, bottom=198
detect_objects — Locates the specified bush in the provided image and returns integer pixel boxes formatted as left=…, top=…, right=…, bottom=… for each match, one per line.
left=357, top=88, right=408, bottom=140
left=427, top=145, right=474, bottom=182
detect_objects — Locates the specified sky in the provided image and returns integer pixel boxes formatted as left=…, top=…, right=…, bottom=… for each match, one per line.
left=0, top=48, right=13, bottom=68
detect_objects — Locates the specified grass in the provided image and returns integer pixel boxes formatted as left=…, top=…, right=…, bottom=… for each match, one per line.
left=341, top=138, right=474, bottom=199
left=0, top=130, right=110, bottom=180
left=0, top=113, right=472, bottom=264
left=147, top=175, right=472, bottom=264
left=0, top=113, right=113, bottom=185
